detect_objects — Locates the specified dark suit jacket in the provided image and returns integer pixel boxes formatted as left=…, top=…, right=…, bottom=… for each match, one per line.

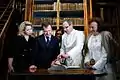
left=32, top=34, right=60, bottom=68
left=8, top=35, right=35, bottom=72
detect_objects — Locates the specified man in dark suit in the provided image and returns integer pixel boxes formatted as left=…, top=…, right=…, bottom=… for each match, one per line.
left=29, top=22, right=60, bottom=70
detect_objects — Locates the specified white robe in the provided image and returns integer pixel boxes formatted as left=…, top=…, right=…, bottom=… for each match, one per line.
left=60, top=29, right=85, bottom=66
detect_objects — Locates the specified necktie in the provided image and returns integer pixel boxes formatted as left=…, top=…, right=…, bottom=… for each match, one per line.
left=46, top=36, right=50, bottom=46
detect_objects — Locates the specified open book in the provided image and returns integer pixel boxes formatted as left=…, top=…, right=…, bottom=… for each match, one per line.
left=48, top=65, right=81, bottom=70
left=67, top=66, right=81, bottom=69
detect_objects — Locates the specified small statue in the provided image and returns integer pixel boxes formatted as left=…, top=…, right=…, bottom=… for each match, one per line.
left=84, top=58, right=95, bottom=69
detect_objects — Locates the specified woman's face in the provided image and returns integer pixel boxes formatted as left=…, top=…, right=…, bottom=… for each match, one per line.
left=56, top=31, right=61, bottom=37
left=24, top=25, right=33, bottom=35
left=56, top=30, right=62, bottom=40
left=89, top=21, right=98, bottom=33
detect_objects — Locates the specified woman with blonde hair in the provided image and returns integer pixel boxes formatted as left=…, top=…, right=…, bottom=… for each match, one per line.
left=8, top=21, right=35, bottom=72
left=18, top=21, right=34, bottom=37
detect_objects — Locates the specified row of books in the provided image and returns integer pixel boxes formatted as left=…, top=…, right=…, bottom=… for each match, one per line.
left=33, top=18, right=56, bottom=25
left=34, top=3, right=56, bottom=10
left=34, top=30, right=56, bottom=36
left=60, top=18, right=84, bottom=25
left=60, top=3, right=83, bottom=11
left=34, top=3, right=83, bottom=11
left=33, top=18, right=84, bottom=26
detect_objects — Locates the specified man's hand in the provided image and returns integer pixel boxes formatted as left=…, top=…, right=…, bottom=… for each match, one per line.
left=29, top=65, right=37, bottom=72
left=51, top=59, right=61, bottom=66
left=60, top=53, right=69, bottom=58
left=57, top=53, right=70, bottom=59
left=52, top=53, right=70, bottom=66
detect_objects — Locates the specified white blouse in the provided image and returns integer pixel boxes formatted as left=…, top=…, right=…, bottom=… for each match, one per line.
left=87, top=34, right=107, bottom=70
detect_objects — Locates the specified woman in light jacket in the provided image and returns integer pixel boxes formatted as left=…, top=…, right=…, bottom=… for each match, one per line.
left=84, top=18, right=117, bottom=80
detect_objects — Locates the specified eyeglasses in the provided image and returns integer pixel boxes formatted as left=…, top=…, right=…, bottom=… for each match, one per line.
left=25, top=23, right=32, bottom=26
left=63, top=26, right=69, bottom=29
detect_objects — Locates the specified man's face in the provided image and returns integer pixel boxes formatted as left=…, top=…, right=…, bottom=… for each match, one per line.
left=63, top=21, right=72, bottom=34
left=43, top=25, right=52, bottom=37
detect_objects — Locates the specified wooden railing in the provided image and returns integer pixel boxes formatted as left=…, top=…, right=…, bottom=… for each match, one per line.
left=0, top=0, right=15, bottom=61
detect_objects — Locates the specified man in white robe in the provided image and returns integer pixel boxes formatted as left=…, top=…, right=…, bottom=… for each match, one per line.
left=52, top=20, right=85, bottom=66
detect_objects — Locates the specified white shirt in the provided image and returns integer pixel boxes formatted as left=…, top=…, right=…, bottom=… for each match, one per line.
left=44, top=35, right=51, bottom=42
left=60, top=29, right=85, bottom=66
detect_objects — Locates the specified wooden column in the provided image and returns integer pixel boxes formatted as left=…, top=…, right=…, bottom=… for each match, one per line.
left=56, top=0, right=60, bottom=29
left=100, top=8, right=104, bottom=21
left=83, top=0, right=88, bottom=37
left=24, top=0, right=33, bottom=22
left=90, top=0, right=93, bottom=19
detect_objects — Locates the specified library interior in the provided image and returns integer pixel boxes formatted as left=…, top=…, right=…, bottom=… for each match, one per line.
left=0, top=0, right=120, bottom=80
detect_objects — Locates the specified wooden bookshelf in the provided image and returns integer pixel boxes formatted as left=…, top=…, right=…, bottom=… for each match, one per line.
left=59, top=0, right=84, bottom=26
left=26, top=0, right=90, bottom=36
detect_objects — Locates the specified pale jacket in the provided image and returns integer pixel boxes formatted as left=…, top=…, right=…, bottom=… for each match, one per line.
left=85, top=34, right=107, bottom=71
left=84, top=31, right=116, bottom=80
left=60, top=29, right=85, bottom=66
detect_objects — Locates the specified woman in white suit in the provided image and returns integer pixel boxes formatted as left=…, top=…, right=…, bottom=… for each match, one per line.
left=84, top=18, right=116, bottom=80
